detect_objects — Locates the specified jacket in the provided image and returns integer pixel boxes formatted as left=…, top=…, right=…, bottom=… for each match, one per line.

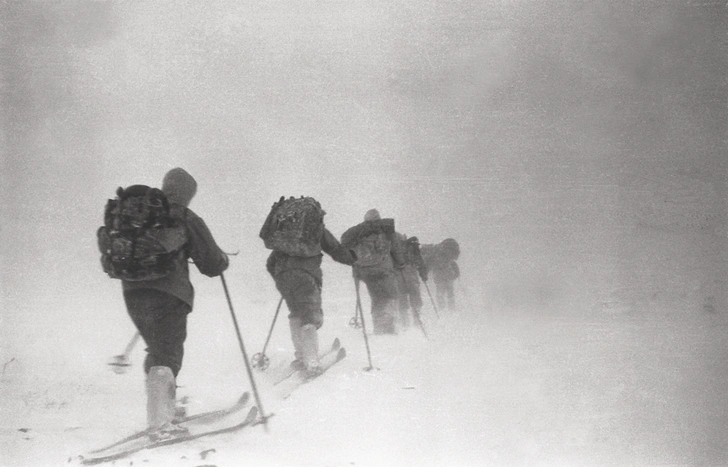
left=398, top=234, right=428, bottom=282
left=122, top=168, right=228, bottom=307
left=341, top=219, right=405, bottom=271
left=122, top=204, right=228, bottom=307
left=432, top=259, right=460, bottom=284
left=266, top=227, right=355, bottom=286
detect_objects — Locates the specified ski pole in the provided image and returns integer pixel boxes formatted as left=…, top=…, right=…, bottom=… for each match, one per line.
left=220, top=273, right=270, bottom=431
left=400, top=270, right=428, bottom=340
left=251, top=296, right=284, bottom=371
left=188, top=250, right=237, bottom=265
left=120, top=332, right=141, bottom=359
left=411, top=306, right=429, bottom=340
left=354, top=277, right=378, bottom=371
left=348, top=299, right=362, bottom=329
left=422, top=280, right=440, bottom=319
left=108, top=332, right=141, bottom=374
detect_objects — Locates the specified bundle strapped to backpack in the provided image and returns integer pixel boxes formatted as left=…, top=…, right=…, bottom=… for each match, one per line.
left=341, top=218, right=395, bottom=268
left=259, top=196, right=325, bottom=257
left=97, top=185, right=187, bottom=281
left=419, top=239, right=459, bottom=272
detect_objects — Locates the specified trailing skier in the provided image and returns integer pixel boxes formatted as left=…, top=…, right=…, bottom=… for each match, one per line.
left=421, top=238, right=461, bottom=311
left=261, top=196, right=356, bottom=374
left=97, top=168, right=229, bottom=441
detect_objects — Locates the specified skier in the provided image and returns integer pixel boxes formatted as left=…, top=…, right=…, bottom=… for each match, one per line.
left=422, top=238, right=460, bottom=311
left=107, top=168, right=229, bottom=440
left=263, top=197, right=356, bottom=374
left=341, top=209, right=405, bottom=334
left=394, top=233, right=428, bottom=329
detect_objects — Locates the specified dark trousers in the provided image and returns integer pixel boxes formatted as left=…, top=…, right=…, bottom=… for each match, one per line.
left=396, top=267, right=423, bottom=312
left=124, top=289, right=190, bottom=377
left=273, top=269, right=323, bottom=328
left=356, top=267, right=398, bottom=333
left=435, top=280, right=456, bottom=310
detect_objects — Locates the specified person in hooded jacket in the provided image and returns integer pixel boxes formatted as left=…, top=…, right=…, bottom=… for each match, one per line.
left=341, top=209, right=405, bottom=334
left=265, top=217, right=356, bottom=374
left=121, top=168, right=229, bottom=439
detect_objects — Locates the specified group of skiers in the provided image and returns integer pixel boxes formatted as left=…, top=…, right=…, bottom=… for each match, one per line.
left=339, top=208, right=460, bottom=335
left=97, top=168, right=460, bottom=439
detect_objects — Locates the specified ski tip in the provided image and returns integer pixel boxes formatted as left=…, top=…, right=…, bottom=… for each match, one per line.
left=239, top=392, right=251, bottom=405
left=337, top=347, right=346, bottom=359
left=332, top=337, right=341, bottom=350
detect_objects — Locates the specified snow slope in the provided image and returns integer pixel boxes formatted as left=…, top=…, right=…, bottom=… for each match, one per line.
left=3, top=280, right=727, bottom=467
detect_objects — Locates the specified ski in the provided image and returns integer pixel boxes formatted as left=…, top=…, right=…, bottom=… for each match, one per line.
left=88, top=392, right=251, bottom=455
left=276, top=346, right=347, bottom=400
left=79, top=406, right=258, bottom=465
left=266, top=338, right=341, bottom=385
left=175, top=392, right=251, bottom=425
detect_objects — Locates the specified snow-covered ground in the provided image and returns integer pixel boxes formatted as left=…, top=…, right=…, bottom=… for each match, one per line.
left=3, top=252, right=727, bottom=467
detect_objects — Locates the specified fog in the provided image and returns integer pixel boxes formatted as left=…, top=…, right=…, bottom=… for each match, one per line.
left=1, top=1, right=726, bottom=466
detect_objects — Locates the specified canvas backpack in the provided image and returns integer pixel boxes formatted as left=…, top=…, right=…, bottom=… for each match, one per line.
left=260, top=196, right=324, bottom=257
left=440, top=238, right=460, bottom=261
left=97, top=185, right=187, bottom=281
left=351, top=219, right=395, bottom=268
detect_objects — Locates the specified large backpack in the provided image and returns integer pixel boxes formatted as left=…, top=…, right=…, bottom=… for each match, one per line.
left=97, top=185, right=187, bottom=281
left=349, top=219, right=395, bottom=268
left=440, top=238, right=460, bottom=261
left=259, top=196, right=324, bottom=257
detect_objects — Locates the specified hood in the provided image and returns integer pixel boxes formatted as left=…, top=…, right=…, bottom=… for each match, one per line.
left=364, top=209, right=381, bottom=222
left=162, top=168, right=197, bottom=207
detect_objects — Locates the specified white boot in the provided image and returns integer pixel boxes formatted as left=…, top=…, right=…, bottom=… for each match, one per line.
left=300, top=324, right=321, bottom=374
left=146, top=366, right=188, bottom=440
left=289, top=317, right=305, bottom=370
